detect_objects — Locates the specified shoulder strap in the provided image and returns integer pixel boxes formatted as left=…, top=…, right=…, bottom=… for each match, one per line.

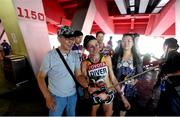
left=56, top=48, right=78, bottom=84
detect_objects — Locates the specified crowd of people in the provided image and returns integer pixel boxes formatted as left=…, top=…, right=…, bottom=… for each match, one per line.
left=37, top=25, right=180, bottom=116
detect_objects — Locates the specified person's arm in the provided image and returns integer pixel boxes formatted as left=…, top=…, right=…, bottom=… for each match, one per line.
left=74, top=54, right=89, bottom=89
left=75, top=61, right=99, bottom=94
left=74, top=61, right=88, bottom=88
left=36, top=53, right=55, bottom=111
left=37, top=71, right=51, bottom=98
left=37, top=71, right=55, bottom=111
left=105, top=56, right=121, bottom=92
left=106, top=55, right=131, bottom=110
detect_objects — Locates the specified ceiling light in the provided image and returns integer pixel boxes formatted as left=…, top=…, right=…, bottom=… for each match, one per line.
left=152, top=7, right=162, bottom=13
left=157, top=0, right=170, bottom=7
left=139, top=0, right=149, bottom=13
left=130, top=7, right=135, bottom=11
left=115, top=0, right=127, bottom=14
left=129, top=0, right=135, bottom=6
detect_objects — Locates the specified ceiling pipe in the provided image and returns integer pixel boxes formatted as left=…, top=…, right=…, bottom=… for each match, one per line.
left=139, top=0, right=149, bottom=13
left=131, top=18, right=135, bottom=30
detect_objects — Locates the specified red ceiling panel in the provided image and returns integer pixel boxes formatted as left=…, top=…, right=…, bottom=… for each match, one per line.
left=162, top=23, right=175, bottom=35
left=42, top=0, right=175, bottom=36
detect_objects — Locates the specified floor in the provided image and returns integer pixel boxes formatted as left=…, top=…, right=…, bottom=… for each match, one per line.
left=0, top=60, right=48, bottom=116
left=0, top=65, right=161, bottom=116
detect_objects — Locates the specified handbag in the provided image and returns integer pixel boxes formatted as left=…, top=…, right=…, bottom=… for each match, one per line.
left=56, top=48, right=87, bottom=98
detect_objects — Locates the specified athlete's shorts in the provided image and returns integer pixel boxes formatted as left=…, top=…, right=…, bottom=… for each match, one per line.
left=90, top=87, right=114, bottom=105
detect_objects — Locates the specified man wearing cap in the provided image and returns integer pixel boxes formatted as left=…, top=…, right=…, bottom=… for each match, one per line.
left=37, top=26, right=87, bottom=116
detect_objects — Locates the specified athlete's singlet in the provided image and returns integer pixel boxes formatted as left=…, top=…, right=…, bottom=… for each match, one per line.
left=87, top=58, right=108, bottom=83
left=85, top=55, right=114, bottom=105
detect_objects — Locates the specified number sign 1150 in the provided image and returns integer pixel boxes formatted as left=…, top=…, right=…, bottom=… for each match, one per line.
left=17, top=7, right=45, bottom=21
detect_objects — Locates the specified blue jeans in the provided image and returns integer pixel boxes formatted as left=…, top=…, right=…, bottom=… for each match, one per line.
left=49, top=93, right=77, bottom=116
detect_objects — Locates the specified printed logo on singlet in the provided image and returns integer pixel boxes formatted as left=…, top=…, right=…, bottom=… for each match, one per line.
left=88, top=62, right=108, bottom=77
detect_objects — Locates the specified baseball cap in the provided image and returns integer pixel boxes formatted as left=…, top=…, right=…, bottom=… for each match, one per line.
left=57, top=25, right=74, bottom=38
